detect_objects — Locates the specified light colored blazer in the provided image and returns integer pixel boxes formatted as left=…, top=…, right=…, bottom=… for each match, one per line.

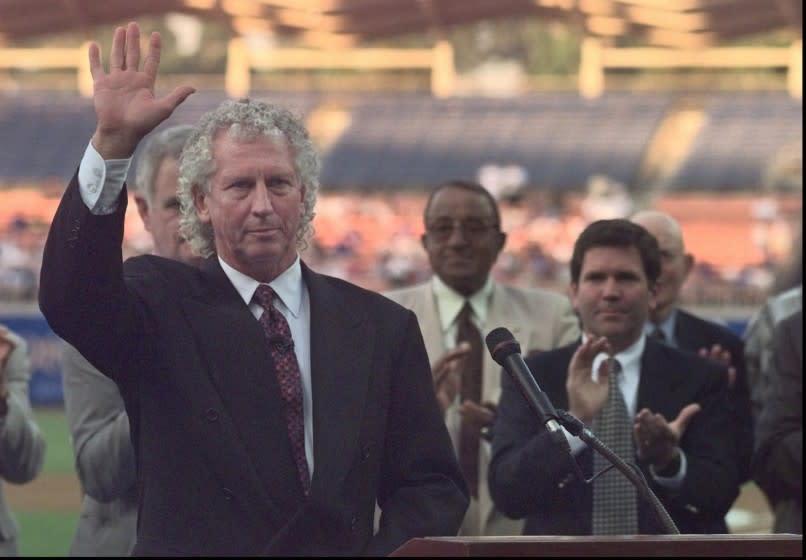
left=61, top=343, right=137, bottom=557
left=0, top=329, right=46, bottom=556
left=384, top=280, right=579, bottom=536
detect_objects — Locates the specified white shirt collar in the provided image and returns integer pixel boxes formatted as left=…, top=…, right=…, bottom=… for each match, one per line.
left=644, top=308, right=677, bottom=344
left=218, top=255, right=304, bottom=317
left=431, top=274, right=494, bottom=331
left=586, top=333, right=646, bottom=381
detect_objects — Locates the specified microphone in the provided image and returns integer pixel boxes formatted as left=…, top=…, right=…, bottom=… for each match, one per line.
left=485, top=327, right=563, bottom=434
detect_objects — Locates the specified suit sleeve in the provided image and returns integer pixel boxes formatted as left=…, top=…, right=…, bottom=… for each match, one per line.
left=0, top=332, right=46, bottom=484
left=752, top=312, right=802, bottom=503
left=488, top=361, right=574, bottom=519
left=365, top=310, right=469, bottom=555
left=657, top=360, right=740, bottom=520
left=39, top=173, right=144, bottom=380
left=62, top=342, right=136, bottom=502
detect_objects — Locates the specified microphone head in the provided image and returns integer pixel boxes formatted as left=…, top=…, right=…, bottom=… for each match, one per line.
left=485, top=327, right=522, bottom=365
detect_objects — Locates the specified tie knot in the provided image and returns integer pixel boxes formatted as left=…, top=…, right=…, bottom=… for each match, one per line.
left=253, top=284, right=277, bottom=310
left=649, top=326, right=666, bottom=342
left=458, top=301, right=474, bottom=324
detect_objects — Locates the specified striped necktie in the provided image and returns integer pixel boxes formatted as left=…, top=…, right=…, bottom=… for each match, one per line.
left=591, top=358, right=638, bottom=534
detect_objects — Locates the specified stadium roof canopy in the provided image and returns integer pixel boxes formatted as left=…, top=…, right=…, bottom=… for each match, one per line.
left=0, top=0, right=801, bottom=48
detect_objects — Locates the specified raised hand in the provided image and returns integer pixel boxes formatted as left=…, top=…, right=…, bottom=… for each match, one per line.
left=89, top=22, right=195, bottom=159
left=566, top=334, right=612, bottom=424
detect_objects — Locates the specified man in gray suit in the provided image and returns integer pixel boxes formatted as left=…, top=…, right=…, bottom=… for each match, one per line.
left=385, top=180, right=579, bottom=536
left=62, top=124, right=199, bottom=556
left=0, top=324, right=46, bottom=556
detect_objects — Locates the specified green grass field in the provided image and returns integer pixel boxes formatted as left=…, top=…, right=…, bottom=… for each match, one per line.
left=14, top=407, right=79, bottom=557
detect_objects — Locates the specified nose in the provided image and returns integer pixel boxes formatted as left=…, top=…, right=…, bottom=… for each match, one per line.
left=251, top=182, right=275, bottom=216
left=602, top=277, right=621, bottom=299
left=445, top=222, right=469, bottom=246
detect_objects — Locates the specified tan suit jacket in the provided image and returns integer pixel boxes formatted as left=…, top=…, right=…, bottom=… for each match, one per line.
left=385, top=280, right=579, bottom=536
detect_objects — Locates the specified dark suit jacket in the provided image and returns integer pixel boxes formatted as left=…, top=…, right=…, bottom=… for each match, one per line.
left=39, top=176, right=468, bottom=556
left=674, top=308, right=754, bottom=483
left=488, top=338, right=739, bottom=535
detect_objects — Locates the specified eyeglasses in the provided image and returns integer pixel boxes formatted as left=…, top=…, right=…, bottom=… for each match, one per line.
left=425, top=218, right=500, bottom=242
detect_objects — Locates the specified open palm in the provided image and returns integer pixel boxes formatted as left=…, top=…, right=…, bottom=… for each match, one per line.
left=89, top=22, right=194, bottom=158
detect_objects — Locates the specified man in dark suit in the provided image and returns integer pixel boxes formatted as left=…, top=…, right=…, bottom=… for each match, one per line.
left=631, top=210, right=753, bottom=484
left=38, top=23, right=467, bottom=556
left=489, top=219, right=740, bottom=535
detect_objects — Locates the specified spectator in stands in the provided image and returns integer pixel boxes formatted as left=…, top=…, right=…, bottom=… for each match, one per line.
left=752, top=309, right=802, bottom=534
left=489, top=219, right=740, bottom=535
left=62, top=124, right=197, bottom=556
left=630, top=210, right=753, bottom=485
left=0, top=324, right=46, bottom=556
left=384, top=180, right=579, bottom=536
left=0, top=217, right=39, bottom=302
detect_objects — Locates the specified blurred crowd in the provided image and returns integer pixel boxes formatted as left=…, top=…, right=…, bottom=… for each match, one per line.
left=0, top=190, right=798, bottom=307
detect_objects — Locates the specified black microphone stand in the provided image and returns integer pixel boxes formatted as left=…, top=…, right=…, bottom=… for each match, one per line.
left=555, top=409, right=680, bottom=535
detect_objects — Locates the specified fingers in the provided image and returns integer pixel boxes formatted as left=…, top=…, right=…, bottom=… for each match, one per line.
left=458, top=400, right=496, bottom=425
left=109, top=26, right=126, bottom=71
left=88, top=42, right=103, bottom=80
left=125, top=22, right=141, bottom=71
left=159, top=86, right=196, bottom=115
left=671, top=402, right=701, bottom=435
left=142, top=31, right=162, bottom=81
left=727, top=367, right=736, bottom=388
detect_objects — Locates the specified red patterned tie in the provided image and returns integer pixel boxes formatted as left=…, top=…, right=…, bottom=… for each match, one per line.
left=253, top=284, right=311, bottom=496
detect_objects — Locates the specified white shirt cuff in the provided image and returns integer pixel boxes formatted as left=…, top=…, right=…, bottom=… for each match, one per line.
left=77, top=141, right=132, bottom=215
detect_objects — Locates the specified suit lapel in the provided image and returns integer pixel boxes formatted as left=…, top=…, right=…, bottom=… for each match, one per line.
left=303, top=265, right=368, bottom=493
left=485, top=284, right=525, bottom=403
left=180, top=257, right=303, bottom=518
left=673, top=310, right=704, bottom=351
left=637, top=339, right=688, bottom=416
left=407, top=284, right=445, bottom=365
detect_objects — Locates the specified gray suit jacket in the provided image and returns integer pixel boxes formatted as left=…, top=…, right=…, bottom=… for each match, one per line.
left=0, top=328, right=46, bottom=556
left=752, top=310, right=802, bottom=533
left=62, top=343, right=137, bottom=556
left=384, top=280, right=579, bottom=535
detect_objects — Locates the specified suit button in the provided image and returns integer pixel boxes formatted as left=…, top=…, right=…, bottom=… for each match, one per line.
left=361, top=443, right=375, bottom=460
left=204, top=408, right=219, bottom=422
left=222, top=488, right=234, bottom=501
left=350, top=516, right=358, bottom=532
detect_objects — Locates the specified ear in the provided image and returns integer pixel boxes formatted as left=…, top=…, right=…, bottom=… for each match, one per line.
left=682, top=253, right=694, bottom=281
left=568, top=282, right=579, bottom=312
left=495, top=231, right=507, bottom=253
left=193, top=187, right=210, bottom=223
left=134, top=195, right=152, bottom=232
left=648, top=280, right=659, bottom=310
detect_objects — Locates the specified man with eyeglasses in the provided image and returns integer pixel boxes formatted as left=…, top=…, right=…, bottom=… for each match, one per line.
left=630, top=210, right=753, bottom=487
left=385, top=180, right=579, bottom=536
